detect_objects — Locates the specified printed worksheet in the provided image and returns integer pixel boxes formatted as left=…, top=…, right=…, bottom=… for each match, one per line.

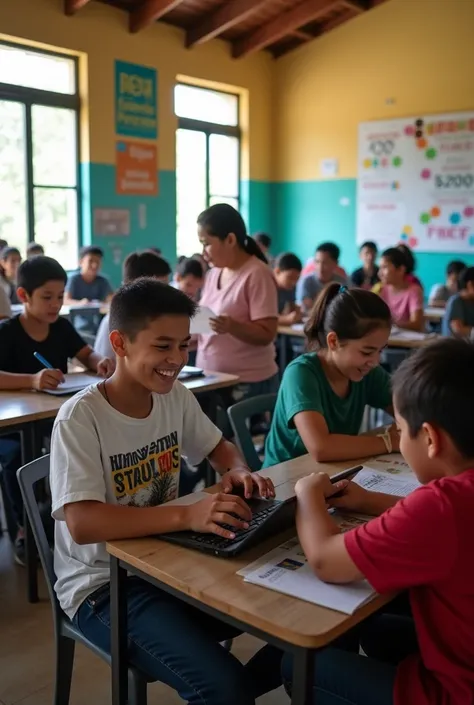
left=354, top=468, right=420, bottom=496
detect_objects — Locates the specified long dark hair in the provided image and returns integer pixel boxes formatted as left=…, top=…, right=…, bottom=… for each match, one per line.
left=0, top=246, right=21, bottom=280
left=381, top=247, right=408, bottom=271
left=305, top=283, right=392, bottom=350
left=197, top=204, right=267, bottom=264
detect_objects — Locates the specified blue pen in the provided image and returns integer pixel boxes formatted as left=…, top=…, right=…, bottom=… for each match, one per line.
left=33, top=351, right=54, bottom=369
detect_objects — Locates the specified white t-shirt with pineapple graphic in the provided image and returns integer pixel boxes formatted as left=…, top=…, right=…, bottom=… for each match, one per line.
left=50, top=382, right=222, bottom=619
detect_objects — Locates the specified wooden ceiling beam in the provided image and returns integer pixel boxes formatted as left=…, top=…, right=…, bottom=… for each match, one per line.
left=291, top=29, right=315, bottom=41
left=129, top=0, right=185, bottom=33
left=338, top=0, right=367, bottom=13
left=64, top=0, right=90, bottom=15
left=322, top=8, right=357, bottom=32
left=232, top=0, right=340, bottom=58
left=186, top=0, right=268, bottom=48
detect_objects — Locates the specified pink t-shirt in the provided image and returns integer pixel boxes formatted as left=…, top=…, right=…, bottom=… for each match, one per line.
left=196, top=257, right=278, bottom=383
left=380, top=283, right=423, bottom=326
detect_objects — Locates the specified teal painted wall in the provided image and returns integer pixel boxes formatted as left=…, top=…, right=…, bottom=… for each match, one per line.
left=274, top=179, right=474, bottom=297
left=242, top=180, right=274, bottom=236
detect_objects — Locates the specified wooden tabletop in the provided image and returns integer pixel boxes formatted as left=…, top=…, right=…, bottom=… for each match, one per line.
left=107, top=453, right=394, bottom=649
left=424, top=306, right=444, bottom=323
left=0, top=371, right=240, bottom=428
left=278, top=324, right=437, bottom=350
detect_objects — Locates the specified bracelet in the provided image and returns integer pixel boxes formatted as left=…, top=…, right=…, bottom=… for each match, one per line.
left=377, top=427, right=392, bottom=454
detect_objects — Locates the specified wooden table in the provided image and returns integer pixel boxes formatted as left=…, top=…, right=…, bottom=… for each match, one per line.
left=424, top=306, right=444, bottom=323
left=0, top=371, right=239, bottom=603
left=10, top=302, right=109, bottom=317
left=107, top=453, right=395, bottom=705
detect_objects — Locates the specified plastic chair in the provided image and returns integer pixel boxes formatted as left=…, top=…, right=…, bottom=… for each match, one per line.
left=227, top=394, right=278, bottom=472
left=17, top=455, right=151, bottom=705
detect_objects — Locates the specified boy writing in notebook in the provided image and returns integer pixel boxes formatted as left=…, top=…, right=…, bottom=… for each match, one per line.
left=281, top=337, right=474, bottom=705
left=0, top=256, right=114, bottom=565
left=50, top=279, right=275, bottom=705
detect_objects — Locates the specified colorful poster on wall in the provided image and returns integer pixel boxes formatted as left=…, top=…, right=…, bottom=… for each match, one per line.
left=357, top=112, right=474, bottom=253
left=116, top=141, right=158, bottom=196
left=115, top=60, right=158, bottom=139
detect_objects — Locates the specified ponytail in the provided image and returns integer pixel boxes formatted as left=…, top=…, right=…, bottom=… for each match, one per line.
left=242, top=235, right=268, bottom=263
left=305, top=283, right=391, bottom=350
left=197, top=203, right=267, bottom=263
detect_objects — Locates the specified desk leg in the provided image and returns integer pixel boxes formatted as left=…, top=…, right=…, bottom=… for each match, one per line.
left=291, top=648, right=314, bottom=705
left=278, top=335, right=287, bottom=374
left=110, top=556, right=128, bottom=705
left=21, top=425, right=40, bottom=604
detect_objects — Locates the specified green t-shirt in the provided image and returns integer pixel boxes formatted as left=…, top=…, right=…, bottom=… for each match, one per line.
left=263, top=353, right=392, bottom=468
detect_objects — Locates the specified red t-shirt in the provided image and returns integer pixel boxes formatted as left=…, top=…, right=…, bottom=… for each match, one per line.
left=345, top=470, right=474, bottom=705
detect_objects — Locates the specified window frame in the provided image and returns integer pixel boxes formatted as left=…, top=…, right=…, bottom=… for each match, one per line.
left=0, top=40, right=81, bottom=251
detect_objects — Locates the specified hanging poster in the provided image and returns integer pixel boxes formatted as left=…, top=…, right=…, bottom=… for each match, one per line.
left=116, top=141, right=158, bottom=196
left=115, top=60, right=158, bottom=139
left=357, top=112, right=474, bottom=253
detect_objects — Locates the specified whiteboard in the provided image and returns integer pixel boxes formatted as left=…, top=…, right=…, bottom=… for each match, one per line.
left=357, top=112, right=474, bottom=253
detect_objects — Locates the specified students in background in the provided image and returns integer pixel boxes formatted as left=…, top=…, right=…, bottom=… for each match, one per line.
left=264, top=284, right=397, bottom=468
left=429, top=260, right=466, bottom=307
left=0, top=286, right=11, bottom=320
left=0, top=256, right=114, bottom=565
left=397, top=244, right=423, bottom=289
left=0, top=239, right=8, bottom=251
left=27, top=242, right=45, bottom=258
left=192, top=251, right=210, bottom=275
left=274, top=252, right=303, bottom=325
left=65, top=246, right=113, bottom=305
left=297, top=243, right=348, bottom=313
left=301, top=244, right=348, bottom=281
left=378, top=247, right=424, bottom=331
left=0, top=246, right=22, bottom=304
left=283, top=338, right=474, bottom=705
left=50, top=278, right=275, bottom=705
left=351, top=241, right=379, bottom=290
left=441, top=266, right=474, bottom=338
left=254, top=232, right=272, bottom=264
left=196, top=204, right=279, bottom=404
left=95, top=251, right=172, bottom=359
left=172, top=257, right=204, bottom=302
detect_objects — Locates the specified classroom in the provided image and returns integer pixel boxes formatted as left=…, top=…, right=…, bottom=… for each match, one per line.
left=1, top=1, right=474, bottom=704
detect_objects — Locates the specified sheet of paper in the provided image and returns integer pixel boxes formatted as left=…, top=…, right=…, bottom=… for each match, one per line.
left=164, top=491, right=208, bottom=507
left=242, top=538, right=375, bottom=614
left=190, top=306, right=216, bottom=335
left=364, top=453, right=411, bottom=474
left=354, top=468, right=420, bottom=496
left=390, top=326, right=431, bottom=341
left=43, top=373, right=99, bottom=396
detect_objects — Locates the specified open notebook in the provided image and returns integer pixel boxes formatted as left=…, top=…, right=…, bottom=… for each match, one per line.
left=42, top=373, right=99, bottom=396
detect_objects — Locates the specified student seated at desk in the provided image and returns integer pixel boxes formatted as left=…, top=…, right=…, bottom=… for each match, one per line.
left=95, top=250, right=172, bottom=359
left=50, top=278, right=275, bottom=705
left=0, top=284, right=11, bottom=320
left=0, top=256, right=114, bottom=565
left=296, top=243, right=348, bottom=314
left=254, top=231, right=273, bottom=265
left=350, top=241, right=379, bottom=290
left=441, top=266, right=474, bottom=338
left=65, top=245, right=113, bottom=305
left=0, top=246, right=22, bottom=304
left=171, top=256, right=204, bottom=302
left=378, top=247, right=424, bottom=332
left=263, top=284, right=398, bottom=468
left=429, top=259, right=466, bottom=307
left=274, top=252, right=303, bottom=326
left=26, top=241, right=45, bottom=258
left=283, top=338, right=474, bottom=705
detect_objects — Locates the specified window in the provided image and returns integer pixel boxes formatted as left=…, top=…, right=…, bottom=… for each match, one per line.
left=0, top=42, right=80, bottom=269
left=175, top=83, right=240, bottom=256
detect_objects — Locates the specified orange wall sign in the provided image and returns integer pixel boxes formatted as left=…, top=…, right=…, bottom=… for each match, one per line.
left=116, top=140, right=158, bottom=196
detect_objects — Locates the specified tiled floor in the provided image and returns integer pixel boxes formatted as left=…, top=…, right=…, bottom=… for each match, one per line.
left=0, top=536, right=287, bottom=704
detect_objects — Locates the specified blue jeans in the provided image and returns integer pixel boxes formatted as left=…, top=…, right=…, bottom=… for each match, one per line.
left=281, top=611, right=418, bottom=705
left=74, top=577, right=282, bottom=705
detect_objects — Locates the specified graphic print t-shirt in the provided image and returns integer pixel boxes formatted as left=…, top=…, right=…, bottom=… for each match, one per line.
left=50, top=383, right=222, bottom=618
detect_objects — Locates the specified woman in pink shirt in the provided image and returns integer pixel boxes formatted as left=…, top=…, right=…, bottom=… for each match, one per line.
left=378, top=248, right=424, bottom=331
left=196, top=204, right=279, bottom=405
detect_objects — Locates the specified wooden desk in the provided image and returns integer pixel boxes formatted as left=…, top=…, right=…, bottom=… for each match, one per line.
left=424, top=306, right=444, bottom=323
left=10, top=302, right=109, bottom=317
left=107, top=453, right=395, bottom=705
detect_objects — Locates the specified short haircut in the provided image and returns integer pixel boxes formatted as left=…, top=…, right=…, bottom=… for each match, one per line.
left=360, top=241, right=377, bottom=253
left=122, top=251, right=171, bottom=283
left=255, top=232, right=272, bottom=249
left=458, top=266, right=474, bottom=291
left=305, top=282, right=391, bottom=349
left=393, top=338, right=474, bottom=458
left=275, top=252, right=303, bottom=272
left=447, top=260, right=466, bottom=278
left=80, top=245, right=104, bottom=259
left=176, top=257, right=204, bottom=279
left=17, top=256, right=67, bottom=295
left=316, top=242, right=340, bottom=262
left=27, top=242, right=45, bottom=256
left=109, top=277, right=197, bottom=340
left=1, top=246, right=21, bottom=261
left=381, top=247, right=407, bottom=270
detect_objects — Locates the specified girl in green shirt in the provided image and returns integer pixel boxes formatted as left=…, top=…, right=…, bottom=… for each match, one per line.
left=264, top=283, right=399, bottom=467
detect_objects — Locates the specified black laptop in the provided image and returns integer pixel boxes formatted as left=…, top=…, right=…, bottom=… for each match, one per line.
left=158, top=465, right=362, bottom=558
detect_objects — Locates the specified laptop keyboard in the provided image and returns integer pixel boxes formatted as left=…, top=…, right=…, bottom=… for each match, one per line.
left=187, top=503, right=280, bottom=549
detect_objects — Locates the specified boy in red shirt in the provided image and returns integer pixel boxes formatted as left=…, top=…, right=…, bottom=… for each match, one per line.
left=283, top=337, right=474, bottom=705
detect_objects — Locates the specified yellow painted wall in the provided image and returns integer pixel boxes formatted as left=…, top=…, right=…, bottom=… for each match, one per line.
left=275, top=0, right=474, bottom=182
left=0, top=0, right=274, bottom=180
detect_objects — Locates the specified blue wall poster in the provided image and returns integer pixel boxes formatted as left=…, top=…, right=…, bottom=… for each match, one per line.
left=115, top=60, right=158, bottom=139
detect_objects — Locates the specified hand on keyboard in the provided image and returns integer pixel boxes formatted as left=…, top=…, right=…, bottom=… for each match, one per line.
left=184, top=492, right=252, bottom=540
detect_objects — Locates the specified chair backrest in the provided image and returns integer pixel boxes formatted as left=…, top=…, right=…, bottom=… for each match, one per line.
left=227, top=393, right=277, bottom=472
left=16, top=455, right=62, bottom=629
